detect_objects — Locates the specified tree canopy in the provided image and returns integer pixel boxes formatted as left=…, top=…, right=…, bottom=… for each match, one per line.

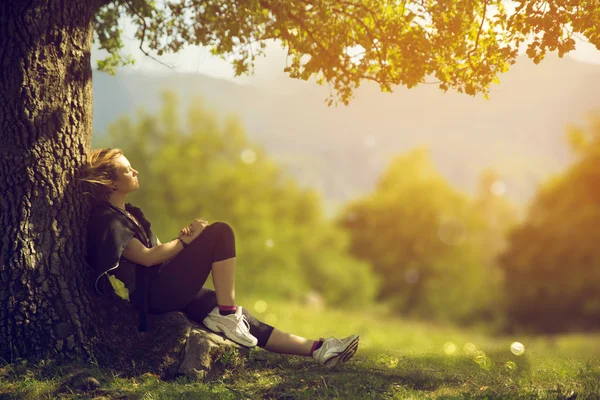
left=95, top=0, right=600, bottom=103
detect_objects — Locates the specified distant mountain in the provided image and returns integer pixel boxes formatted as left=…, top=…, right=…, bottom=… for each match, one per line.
left=92, top=54, right=600, bottom=213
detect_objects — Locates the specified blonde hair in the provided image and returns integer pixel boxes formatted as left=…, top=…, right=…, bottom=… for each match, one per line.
left=79, top=148, right=124, bottom=202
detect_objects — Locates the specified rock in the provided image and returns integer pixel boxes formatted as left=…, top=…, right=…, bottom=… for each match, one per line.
left=180, top=325, right=245, bottom=380
left=60, top=370, right=101, bottom=392
left=94, top=297, right=248, bottom=380
left=80, top=376, right=102, bottom=391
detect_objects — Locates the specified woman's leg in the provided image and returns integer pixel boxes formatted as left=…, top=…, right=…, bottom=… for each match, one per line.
left=183, top=288, right=314, bottom=355
left=264, top=330, right=361, bottom=368
left=211, top=257, right=235, bottom=307
left=149, top=223, right=358, bottom=361
left=147, top=222, right=259, bottom=346
left=183, top=288, right=275, bottom=348
left=263, top=329, right=314, bottom=356
left=146, top=222, right=238, bottom=313
left=182, top=288, right=360, bottom=366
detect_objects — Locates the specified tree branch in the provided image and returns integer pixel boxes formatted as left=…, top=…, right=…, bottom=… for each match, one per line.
left=282, top=8, right=380, bottom=87
left=122, top=0, right=176, bottom=71
left=468, top=0, right=488, bottom=74
left=331, top=6, right=388, bottom=81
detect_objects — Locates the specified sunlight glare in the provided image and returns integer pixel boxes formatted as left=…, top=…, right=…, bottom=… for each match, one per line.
left=510, top=341, right=525, bottom=356
left=240, top=149, right=256, bottom=164
left=345, top=45, right=366, bottom=64
left=443, top=342, right=457, bottom=355
left=254, top=300, right=267, bottom=313
left=490, top=180, right=507, bottom=196
left=265, top=239, right=274, bottom=248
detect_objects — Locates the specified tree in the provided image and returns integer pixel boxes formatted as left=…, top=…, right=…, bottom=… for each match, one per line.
left=500, top=111, right=600, bottom=333
left=472, top=169, right=519, bottom=268
left=94, top=0, right=600, bottom=102
left=338, top=149, right=502, bottom=324
left=1, top=0, right=599, bottom=361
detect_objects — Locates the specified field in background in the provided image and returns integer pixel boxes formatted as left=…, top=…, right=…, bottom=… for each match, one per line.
left=2, top=298, right=599, bottom=399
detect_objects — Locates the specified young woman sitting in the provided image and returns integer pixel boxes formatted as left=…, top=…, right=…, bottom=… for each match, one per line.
left=81, top=148, right=359, bottom=368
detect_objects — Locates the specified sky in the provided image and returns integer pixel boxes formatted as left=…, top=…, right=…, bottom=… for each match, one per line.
left=92, top=21, right=600, bottom=86
left=92, top=38, right=300, bottom=85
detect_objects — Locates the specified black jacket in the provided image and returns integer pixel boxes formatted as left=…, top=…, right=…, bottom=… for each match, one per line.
left=87, top=201, right=159, bottom=330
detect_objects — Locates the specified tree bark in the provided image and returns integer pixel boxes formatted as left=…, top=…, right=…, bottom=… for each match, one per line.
left=0, top=0, right=95, bottom=361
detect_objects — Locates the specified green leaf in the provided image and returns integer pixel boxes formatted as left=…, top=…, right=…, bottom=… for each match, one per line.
left=108, top=274, right=130, bottom=301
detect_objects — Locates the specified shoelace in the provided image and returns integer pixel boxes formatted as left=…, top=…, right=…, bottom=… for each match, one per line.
left=235, top=314, right=252, bottom=334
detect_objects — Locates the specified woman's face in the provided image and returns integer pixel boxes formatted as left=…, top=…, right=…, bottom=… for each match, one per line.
left=112, top=155, right=139, bottom=194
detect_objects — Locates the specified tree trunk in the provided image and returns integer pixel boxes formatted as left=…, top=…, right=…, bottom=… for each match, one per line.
left=0, top=0, right=95, bottom=361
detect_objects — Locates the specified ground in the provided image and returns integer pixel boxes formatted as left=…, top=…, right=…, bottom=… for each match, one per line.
left=1, top=298, right=599, bottom=399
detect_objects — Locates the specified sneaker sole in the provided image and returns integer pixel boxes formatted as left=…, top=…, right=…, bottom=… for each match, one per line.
left=203, top=317, right=258, bottom=348
left=323, top=335, right=360, bottom=368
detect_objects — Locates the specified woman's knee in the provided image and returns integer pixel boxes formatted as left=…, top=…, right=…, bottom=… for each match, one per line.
left=191, top=221, right=233, bottom=243
left=210, top=221, right=233, bottom=235
left=208, top=222, right=235, bottom=243
left=193, top=222, right=235, bottom=261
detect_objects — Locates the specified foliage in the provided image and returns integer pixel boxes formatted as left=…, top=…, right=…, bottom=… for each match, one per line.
left=500, top=110, right=600, bottom=333
left=98, top=91, right=377, bottom=307
left=94, top=0, right=600, bottom=103
left=338, top=149, right=516, bottom=325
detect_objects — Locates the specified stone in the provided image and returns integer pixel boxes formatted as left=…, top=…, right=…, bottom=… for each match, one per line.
left=59, top=370, right=101, bottom=392
left=179, top=325, right=245, bottom=380
left=94, top=297, right=248, bottom=380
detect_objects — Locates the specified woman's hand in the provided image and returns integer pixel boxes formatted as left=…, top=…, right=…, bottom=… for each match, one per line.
left=179, top=225, right=193, bottom=237
left=179, top=218, right=209, bottom=244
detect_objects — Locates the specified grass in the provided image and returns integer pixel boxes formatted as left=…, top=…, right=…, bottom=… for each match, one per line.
left=1, top=298, right=599, bottom=399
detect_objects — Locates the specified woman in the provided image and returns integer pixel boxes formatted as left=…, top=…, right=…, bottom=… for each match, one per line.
left=81, top=148, right=359, bottom=368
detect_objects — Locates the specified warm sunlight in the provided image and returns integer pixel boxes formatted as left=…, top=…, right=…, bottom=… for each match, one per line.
left=3, top=1, right=600, bottom=398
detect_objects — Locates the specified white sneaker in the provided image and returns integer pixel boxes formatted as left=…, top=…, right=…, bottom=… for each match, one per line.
left=202, top=306, right=258, bottom=348
left=312, top=334, right=359, bottom=368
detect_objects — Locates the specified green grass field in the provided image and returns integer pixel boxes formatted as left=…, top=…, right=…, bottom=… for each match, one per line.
left=1, top=298, right=599, bottom=399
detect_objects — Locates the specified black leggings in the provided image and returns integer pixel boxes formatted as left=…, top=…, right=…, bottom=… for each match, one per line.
left=142, top=222, right=274, bottom=347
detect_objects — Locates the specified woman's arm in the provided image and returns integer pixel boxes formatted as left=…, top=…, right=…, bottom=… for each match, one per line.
left=123, top=218, right=208, bottom=267
left=122, top=237, right=184, bottom=267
